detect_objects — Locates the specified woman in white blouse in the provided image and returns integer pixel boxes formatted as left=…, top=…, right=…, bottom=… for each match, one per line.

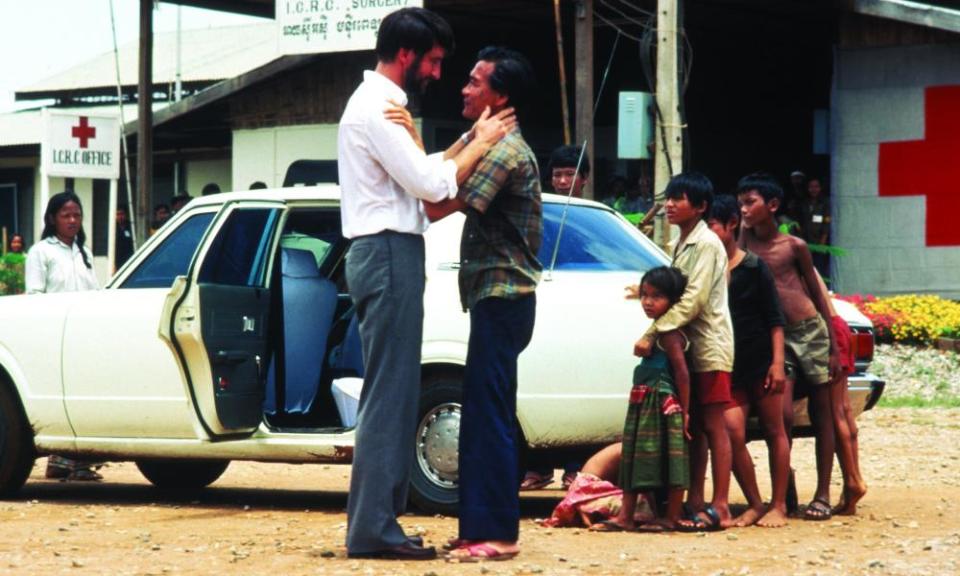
left=25, top=191, right=103, bottom=481
left=25, top=191, right=100, bottom=294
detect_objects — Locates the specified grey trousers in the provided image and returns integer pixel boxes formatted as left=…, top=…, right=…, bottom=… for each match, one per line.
left=344, top=231, right=425, bottom=553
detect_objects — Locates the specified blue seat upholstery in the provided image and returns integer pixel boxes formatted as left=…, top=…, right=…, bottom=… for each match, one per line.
left=264, top=248, right=338, bottom=415
left=329, top=313, right=364, bottom=378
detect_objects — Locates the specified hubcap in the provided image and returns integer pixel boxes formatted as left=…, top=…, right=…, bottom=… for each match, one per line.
left=416, top=401, right=461, bottom=489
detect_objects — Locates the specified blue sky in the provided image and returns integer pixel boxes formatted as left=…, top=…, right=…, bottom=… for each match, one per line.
left=0, top=0, right=265, bottom=113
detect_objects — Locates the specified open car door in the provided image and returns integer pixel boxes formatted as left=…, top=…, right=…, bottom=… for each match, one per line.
left=163, top=202, right=283, bottom=439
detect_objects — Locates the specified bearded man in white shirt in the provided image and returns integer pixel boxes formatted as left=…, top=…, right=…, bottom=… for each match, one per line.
left=338, top=7, right=514, bottom=561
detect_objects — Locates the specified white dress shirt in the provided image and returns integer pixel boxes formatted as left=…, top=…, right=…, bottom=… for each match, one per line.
left=25, top=236, right=100, bottom=294
left=338, top=70, right=458, bottom=239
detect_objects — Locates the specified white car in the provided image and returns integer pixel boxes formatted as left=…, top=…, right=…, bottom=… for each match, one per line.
left=0, top=187, right=884, bottom=512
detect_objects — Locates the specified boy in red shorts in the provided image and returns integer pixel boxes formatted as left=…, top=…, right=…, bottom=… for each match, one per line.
left=708, top=195, right=790, bottom=527
left=738, top=173, right=840, bottom=521
left=817, top=274, right=868, bottom=515
left=632, top=172, right=735, bottom=531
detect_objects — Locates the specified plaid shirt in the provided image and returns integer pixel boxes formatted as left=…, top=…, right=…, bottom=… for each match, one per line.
left=457, top=131, right=543, bottom=310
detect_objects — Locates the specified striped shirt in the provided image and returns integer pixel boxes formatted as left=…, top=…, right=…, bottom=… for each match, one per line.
left=457, top=131, right=543, bottom=310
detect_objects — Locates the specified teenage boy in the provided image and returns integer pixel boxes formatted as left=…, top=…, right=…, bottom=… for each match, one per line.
left=707, top=195, right=790, bottom=528
left=632, top=172, right=735, bottom=531
left=737, top=173, right=840, bottom=521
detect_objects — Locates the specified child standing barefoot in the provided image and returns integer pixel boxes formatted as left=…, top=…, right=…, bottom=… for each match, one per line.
left=593, top=267, right=692, bottom=532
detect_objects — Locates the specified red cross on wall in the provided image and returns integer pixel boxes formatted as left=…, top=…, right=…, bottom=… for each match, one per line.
left=71, top=116, right=96, bottom=149
left=878, top=86, right=960, bottom=246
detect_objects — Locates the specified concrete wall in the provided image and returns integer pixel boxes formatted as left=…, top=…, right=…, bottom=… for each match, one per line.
left=186, top=158, right=231, bottom=196
left=832, top=44, right=960, bottom=298
left=232, top=124, right=338, bottom=190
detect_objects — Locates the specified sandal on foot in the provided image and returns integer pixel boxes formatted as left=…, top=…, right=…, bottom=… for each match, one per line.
left=637, top=521, right=674, bottom=533
left=66, top=469, right=103, bottom=482
left=519, top=471, right=553, bottom=491
left=803, top=498, right=832, bottom=521
left=677, top=505, right=723, bottom=532
left=446, top=543, right=518, bottom=562
left=588, top=519, right=632, bottom=532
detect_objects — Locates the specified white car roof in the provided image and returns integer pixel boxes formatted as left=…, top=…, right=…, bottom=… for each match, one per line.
left=182, top=186, right=614, bottom=211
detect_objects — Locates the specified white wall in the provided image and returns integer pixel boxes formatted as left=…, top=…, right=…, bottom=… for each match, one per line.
left=186, top=158, right=231, bottom=196
left=232, top=124, right=338, bottom=190
left=832, top=44, right=960, bottom=299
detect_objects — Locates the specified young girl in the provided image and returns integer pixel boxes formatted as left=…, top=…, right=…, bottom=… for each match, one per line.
left=592, top=266, right=691, bottom=532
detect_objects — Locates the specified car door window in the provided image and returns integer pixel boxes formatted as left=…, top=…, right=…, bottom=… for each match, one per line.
left=199, top=208, right=280, bottom=287
left=121, top=212, right=216, bottom=289
left=539, top=204, right=665, bottom=271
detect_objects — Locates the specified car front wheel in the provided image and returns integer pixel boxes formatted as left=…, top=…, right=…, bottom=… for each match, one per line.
left=0, top=381, right=35, bottom=497
left=136, top=460, right=230, bottom=494
left=409, top=374, right=462, bottom=515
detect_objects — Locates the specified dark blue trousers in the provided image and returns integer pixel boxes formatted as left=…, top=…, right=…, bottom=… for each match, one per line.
left=458, top=294, right=536, bottom=542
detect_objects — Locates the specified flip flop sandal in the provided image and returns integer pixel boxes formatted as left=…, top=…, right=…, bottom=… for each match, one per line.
left=637, top=521, right=674, bottom=533
left=519, top=472, right=554, bottom=491
left=588, top=520, right=632, bottom=532
left=442, top=538, right=470, bottom=551
left=803, top=498, right=832, bottom=521
left=446, top=543, right=519, bottom=563
left=677, top=505, right=724, bottom=532
left=66, top=469, right=103, bottom=482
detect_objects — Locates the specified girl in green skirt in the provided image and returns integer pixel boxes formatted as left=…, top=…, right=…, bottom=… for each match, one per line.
left=592, top=266, right=691, bottom=532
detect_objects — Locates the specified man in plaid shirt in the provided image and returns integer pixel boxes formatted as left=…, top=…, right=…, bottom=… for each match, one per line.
left=424, top=46, right=541, bottom=562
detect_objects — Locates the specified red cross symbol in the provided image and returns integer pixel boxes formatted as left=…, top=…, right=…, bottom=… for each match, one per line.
left=71, top=116, right=97, bottom=149
left=879, top=85, right=960, bottom=247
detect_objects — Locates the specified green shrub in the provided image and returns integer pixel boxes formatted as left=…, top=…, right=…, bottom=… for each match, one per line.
left=0, top=253, right=25, bottom=296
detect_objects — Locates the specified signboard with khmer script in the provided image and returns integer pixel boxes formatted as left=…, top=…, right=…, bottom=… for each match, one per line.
left=277, top=0, right=424, bottom=55
left=42, top=110, right=121, bottom=179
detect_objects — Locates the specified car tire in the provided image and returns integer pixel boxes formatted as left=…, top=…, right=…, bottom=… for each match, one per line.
left=0, top=381, right=35, bottom=497
left=136, top=460, right=230, bottom=494
left=409, top=374, right=463, bottom=515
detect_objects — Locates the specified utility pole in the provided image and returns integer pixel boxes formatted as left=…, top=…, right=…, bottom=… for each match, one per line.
left=574, top=0, right=595, bottom=199
left=654, top=0, right=684, bottom=251
left=137, top=0, right=153, bottom=245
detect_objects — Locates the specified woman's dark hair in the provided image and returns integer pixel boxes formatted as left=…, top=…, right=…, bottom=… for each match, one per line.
left=477, top=46, right=535, bottom=120
left=737, top=172, right=784, bottom=204
left=664, top=171, right=714, bottom=216
left=708, top=194, right=740, bottom=225
left=640, top=266, right=688, bottom=305
left=376, top=7, right=454, bottom=62
left=41, top=190, right=91, bottom=269
left=549, top=145, right=591, bottom=176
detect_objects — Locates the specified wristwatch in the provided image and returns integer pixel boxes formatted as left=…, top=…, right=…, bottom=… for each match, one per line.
left=460, top=132, right=472, bottom=146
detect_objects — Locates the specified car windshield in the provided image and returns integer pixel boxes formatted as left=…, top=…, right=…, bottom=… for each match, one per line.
left=538, top=203, right=667, bottom=271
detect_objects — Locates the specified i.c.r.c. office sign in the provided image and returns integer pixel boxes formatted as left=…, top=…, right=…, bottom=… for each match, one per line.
left=277, top=0, right=423, bottom=55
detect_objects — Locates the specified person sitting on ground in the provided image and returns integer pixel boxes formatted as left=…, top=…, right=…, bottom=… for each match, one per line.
left=592, top=266, right=691, bottom=533
left=707, top=195, right=791, bottom=528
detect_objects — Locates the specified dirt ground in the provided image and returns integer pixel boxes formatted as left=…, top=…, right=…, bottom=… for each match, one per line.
left=1, top=407, right=958, bottom=576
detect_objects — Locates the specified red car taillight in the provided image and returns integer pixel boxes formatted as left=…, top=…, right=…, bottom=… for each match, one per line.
left=850, top=330, right=874, bottom=363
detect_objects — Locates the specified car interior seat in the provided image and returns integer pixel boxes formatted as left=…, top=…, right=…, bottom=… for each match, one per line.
left=264, top=248, right=338, bottom=415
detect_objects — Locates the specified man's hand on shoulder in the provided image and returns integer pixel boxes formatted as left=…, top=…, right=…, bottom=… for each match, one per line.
left=473, top=106, right=517, bottom=146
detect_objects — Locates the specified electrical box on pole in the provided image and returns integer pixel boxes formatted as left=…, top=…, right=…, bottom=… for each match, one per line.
left=618, top=91, right=654, bottom=159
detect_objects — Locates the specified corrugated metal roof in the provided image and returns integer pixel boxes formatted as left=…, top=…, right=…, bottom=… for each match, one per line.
left=17, top=23, right=278, bottom=97
left=0, top=104, right=145, bottom=147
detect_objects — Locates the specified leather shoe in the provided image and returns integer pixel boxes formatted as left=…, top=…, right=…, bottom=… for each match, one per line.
left=407, top=536, right=424, bottom=547
left=347, top=541, right=437, bottom=560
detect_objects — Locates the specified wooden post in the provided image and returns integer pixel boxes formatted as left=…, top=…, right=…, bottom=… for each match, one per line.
left=137, top=0, right=153, bottom=246
left=553, top=0, right=572, bottom=145
left=574, top=0, right=595, bottom=199
left=654, top=0, right=684, bottom=250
